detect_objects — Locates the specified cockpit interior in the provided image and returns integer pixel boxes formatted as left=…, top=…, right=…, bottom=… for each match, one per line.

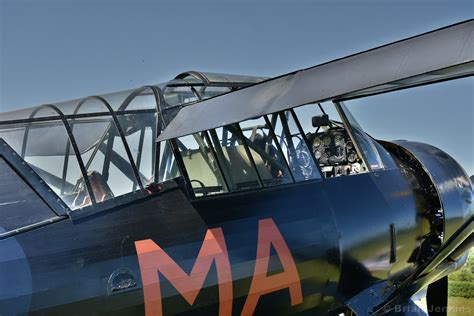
left=0, top=72, right=386, bottom=211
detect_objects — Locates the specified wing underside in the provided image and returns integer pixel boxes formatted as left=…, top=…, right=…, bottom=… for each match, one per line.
left=158, top=20, right=474, bottom=141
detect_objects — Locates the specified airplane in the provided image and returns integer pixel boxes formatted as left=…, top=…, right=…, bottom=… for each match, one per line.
left=0, top=19, right=472, bottom=316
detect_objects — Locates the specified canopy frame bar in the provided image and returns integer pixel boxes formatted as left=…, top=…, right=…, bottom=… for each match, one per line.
left=20, top=103, right=97, bottom=204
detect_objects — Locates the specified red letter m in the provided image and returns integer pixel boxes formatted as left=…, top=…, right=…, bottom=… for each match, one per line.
left=135, top=228, right=233, bottom=316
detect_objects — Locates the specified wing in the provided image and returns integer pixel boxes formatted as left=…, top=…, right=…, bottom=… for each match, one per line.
left=158, top=19, right=474, bottom=141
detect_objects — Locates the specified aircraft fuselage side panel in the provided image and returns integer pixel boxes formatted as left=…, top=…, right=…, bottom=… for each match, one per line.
left=0, top=165, right=432, bottom=315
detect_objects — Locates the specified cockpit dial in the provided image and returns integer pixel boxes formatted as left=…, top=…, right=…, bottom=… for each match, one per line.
left=314, top=148, right=322, bottom=159
left=335, top=146, right=345, bottom=159
left=322, top=135, right=331, bottom=146
left=313, top=137, right=322, bottom=148
left=347, top=150, right=357, bottom=163
left=334, top=133, right=344, bottom=146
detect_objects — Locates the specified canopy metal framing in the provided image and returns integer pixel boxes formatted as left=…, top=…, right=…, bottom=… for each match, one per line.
left=0, top=71, right=265, bottom=210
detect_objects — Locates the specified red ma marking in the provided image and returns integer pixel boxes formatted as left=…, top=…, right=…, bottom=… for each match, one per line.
left=135, top=218, right=302, bottom=316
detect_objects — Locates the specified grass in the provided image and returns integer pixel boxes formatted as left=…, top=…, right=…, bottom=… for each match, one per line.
left=447, top=297, right=474, bottom=316
left=448, top=249, right=473, bottom=315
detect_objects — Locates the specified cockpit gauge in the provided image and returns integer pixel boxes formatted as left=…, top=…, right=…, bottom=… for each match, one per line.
left=313, top=137, right=322, bottom=148
left=347, top=150, right=357, bottom=163
left=314, top=148, right=322, bottom=159
left=323, top=135, right=331, bottom=146
left=335, top=146, right=345, bottom=159
left=319, top=151, right=329, bottom=164
left=346, top=141, right=354, bottom=150
left=334, top=133, right=344, bottom=146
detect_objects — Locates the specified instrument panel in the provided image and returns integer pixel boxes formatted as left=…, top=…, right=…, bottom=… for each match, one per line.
left=309, top=129, right=356, bottom=166
left=306, top=128, right=362, bottom=177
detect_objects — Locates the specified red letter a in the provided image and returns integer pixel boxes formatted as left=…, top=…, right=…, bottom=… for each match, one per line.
left=241, top=218, right=302, bottom=315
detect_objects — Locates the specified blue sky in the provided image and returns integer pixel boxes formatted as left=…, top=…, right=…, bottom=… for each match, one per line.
left=0, top=0, right=473, bottom=175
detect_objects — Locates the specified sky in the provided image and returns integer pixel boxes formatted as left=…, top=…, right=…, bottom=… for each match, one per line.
left=0, top=0, right=473, bottom=175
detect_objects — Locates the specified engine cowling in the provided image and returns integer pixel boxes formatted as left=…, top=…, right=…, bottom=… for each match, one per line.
left=382, top=140, right=473, bottom=263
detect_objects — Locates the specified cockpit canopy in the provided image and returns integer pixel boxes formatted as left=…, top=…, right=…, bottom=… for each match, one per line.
left=0, top=71, right=266, bottom=210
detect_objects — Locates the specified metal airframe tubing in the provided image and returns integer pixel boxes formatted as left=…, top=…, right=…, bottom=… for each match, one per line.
left=117, top=87, right=152, bottom=111
left=60, top=151, right=70, bottom=195
left=203, top=130, right=231, bottom=192
left=70, top=86, right=161, bottom=183
left=20, top=104, right=97, bottom=204
left=3, top=76, right=265, bottom=205
left=144, top=85, right=166, bottom=126
left=289, top=108, right=324, bottom=177
left=102, top=130, right=115, bottom=182
left=86, top=95, right=145, bottom=192
left=174, top=71, right=210, bottom=85
left=169, top=138, right=194, bottom=198
left=78, top=96, right=147, bottom=187
left=263, top=115, right=296, bottom=183
left=190, top=87, right=203, bottom=101
left=208, top=129, right=235, bottom=189
left=278, top=112, right=298, bottom=167
left=0, top=110, right=156, bottom=127
left=109, top=85, right=161, bottom=188
left=233, top=123, right=264, bottom=188
left=72, top=99, right=115, bottom=174
left=333, top=101, right=371, bottom=172
left=62, top=94, right=103, bottom=194
left=133, top=127, right=146, bottom=191
left=142, top=85, right=165, bottom=183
